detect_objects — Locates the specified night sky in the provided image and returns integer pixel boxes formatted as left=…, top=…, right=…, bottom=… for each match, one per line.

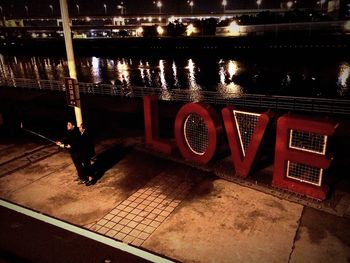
left=0, top=0, right=319, bottom=16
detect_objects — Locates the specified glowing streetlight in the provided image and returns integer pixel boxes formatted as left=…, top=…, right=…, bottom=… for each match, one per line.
left=103, top=3, right=107, bottom=15
left=286, top=1, right=293, bottom=9
left=0, top=6, right=4, bottom=26
left=157, top=1, right=162, bottom=14
left=24, top=5, right=29, bottom=16
left=117, top=2, right=126, bottom=15
left=222, top=0, right=227, bottom=13
left=76, top=4, right=79, bottom=15
left=49, top=4, right=53, bottom=15
left=256, top=0, right=262, bottom=9
left=188, top=1, right=194, bottom=14
left=318, top=0, right=326, bottom=9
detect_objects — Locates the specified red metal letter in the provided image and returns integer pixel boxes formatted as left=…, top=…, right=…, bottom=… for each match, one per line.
left=143, top=95, right=175, bottom=154
left=174, top=102, right=223, bottom=164
left=222, top=106, right=272, bottom=177
left=272, top=115, right=338, bottom=200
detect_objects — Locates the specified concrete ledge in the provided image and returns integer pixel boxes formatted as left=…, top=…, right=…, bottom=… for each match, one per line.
left=0, top=199, right=175, bottom=263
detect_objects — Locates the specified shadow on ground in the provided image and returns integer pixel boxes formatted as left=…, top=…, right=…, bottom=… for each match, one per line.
left=92, top=144, right=131, bottom=181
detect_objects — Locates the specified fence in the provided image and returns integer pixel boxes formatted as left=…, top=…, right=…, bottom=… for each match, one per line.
left=1, top=77, right=350, bottom=115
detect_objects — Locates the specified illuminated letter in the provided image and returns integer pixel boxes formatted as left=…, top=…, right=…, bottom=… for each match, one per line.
left=143, top=95, right=175, bottom=154
left=222, top=106, right=272, bottom=177
left=273, top=115, right=338, bottom=200
left=174, top=102, right=223, bottom=164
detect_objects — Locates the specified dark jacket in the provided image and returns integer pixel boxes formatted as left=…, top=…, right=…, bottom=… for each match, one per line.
left=62, top=127, right=80, bottom=154
left=78, top=130, right=95, bottom=160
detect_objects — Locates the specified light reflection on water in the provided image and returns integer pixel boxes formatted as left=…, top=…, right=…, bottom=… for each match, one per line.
left=0, top=54, right=349, bottom=99
left=337, top=63, right=350, bottom=97
left=186, top=59, right=202, bottom=101
left=218, top=60, right=243, bottom=98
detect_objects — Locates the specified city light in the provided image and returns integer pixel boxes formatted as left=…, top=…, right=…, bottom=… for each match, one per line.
left=286, top=1, right=293, bottom=9
left=24, top=5, right=29, bottom=16
left=49, top=4, right=53, bottom=15
left=222, top=0, right=227, bottom=12
left=344, top=21, right=350, bottom=31
left=186, top=24, right=196, bottom=36
left=157, top=25, right=164, bottom=35
left=117, top=2, right=126, bottom=15
left=154, top=1, right=162, bottom=14
left=136, top=26, right=143, bottom=36
left=256, top=0, right=262, bottom=9
left=188, top=1, right=194, bottom=14
left=317, top=0, right=326, bottom=9
left=228, top=21, right=240, bottom=35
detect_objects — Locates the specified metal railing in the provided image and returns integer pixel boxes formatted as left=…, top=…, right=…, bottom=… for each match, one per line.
left=1, top=77, right=350, bottom=115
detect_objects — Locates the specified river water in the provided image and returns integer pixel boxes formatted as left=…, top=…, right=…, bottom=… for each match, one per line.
left=0, top=53, right=349, bottom=99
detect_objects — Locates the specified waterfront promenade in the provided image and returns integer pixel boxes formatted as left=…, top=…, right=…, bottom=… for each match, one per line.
left=1, top=87, right=350, bottom=262
left=1, top=121, right=350, bottom=262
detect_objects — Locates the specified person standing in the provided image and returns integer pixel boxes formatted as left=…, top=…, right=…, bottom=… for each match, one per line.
left=56, top=121, right=88, bottom=184
left=78, top=123, right=96, bottom=186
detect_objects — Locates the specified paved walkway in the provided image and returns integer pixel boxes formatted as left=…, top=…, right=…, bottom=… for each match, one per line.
left=1, top=132, right=350, bottom=262
left=89, top=172, right=191, bottom=247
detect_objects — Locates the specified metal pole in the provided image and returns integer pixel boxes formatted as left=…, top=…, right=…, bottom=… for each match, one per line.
left=59, top=0, right=83, bottom=126
left=20, top=122, right=56, bottom=143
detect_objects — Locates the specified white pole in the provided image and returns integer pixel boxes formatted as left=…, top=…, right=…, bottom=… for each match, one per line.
left=59, top=0, right=83, bottom=126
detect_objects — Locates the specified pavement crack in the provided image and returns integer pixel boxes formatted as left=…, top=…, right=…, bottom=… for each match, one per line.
left=288, top=206, right=305, bottom=263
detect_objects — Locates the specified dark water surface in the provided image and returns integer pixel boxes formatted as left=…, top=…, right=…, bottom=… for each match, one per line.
left=0, top=53, right=349, bottom=99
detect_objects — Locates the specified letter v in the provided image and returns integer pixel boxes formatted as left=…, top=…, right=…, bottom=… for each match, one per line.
left=222, top=106, right=272, bottom=177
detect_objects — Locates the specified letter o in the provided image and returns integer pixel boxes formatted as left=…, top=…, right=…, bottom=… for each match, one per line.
left=174, top=102, right=222, bottom=164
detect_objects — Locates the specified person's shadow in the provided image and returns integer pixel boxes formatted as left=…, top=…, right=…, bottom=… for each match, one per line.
left=92, top=144, right=130, bottom=181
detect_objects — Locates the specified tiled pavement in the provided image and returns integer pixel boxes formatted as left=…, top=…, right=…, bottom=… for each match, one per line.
left=89, top=173, right=191, bottom=246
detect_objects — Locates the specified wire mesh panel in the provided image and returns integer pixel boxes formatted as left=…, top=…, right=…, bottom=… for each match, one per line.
left=286, top=161, right=323, bottom=186
left=233, top=110, right=261, bottom=156
left=286, top=129, right=328, bottom=186
left=184, top=113, right=209, bottom=155
left=289, top=130, right=327, bottom=154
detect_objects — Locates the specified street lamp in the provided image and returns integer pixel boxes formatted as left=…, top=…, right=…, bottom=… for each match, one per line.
left=188, top=1, right=194, bottom=14
left=117, top=2, right=126, bottom=15
left=24, top=5, right=29, bottom=16
left=286, top=1, right=293, bottom=9
left=49, top=4, right=53, bottom=15
left=319, top=0, right=326, bottom=9
left=103, top=3, right=107, bottom=15
left=222, top=0, right=227, bottom=13
left=157, top=1, right=162, bottom=14
left=76, top=4, right=79, bottom=15
left=256, top=0, right=262, bottom=9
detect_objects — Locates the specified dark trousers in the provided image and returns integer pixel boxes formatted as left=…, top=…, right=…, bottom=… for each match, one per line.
left=81, top=156, right=93, bottom=180
left=71, top=153, right=87, bottom=181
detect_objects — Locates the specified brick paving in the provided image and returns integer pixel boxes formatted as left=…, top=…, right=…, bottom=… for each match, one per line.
left=89, top=173, right=191, bottom=246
